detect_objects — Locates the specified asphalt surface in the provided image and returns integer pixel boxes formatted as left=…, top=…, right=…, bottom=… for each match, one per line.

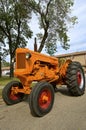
left=0, top=78, right=86, bottom=130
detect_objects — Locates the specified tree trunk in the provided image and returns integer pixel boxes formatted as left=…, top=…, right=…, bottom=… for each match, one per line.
left=38, top=30, right=48, bottom=52
left=10, top=57, right=14, bottom=78
left=0, top=56, right=1, bottom=77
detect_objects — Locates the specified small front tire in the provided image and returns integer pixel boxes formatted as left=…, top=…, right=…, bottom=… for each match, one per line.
left=2, top=81, right=25, bottom=105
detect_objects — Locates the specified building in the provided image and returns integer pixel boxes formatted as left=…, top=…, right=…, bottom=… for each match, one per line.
left=2, top=67, right=10, bottom=76
left=56, top=51, right=86, bottom=72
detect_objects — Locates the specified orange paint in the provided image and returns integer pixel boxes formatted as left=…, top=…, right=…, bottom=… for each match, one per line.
left=12, top=48, right=71, bottom=95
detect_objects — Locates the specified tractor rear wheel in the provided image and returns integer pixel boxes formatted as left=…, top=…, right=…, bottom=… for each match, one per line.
left=2, top=81, right=25, bottom=105
left=29, top=81, right=54, bottom=117
left=65, top=62, right=85, bottom=96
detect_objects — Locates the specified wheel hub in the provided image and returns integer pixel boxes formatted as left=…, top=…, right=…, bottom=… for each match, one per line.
left=77, top=71, right=84, bottom=89
left=38, top=89, right=51, bottom=109
left=9, top=93, right=19, bottom=100
left=77, top=71, right=82, bottom=85
left=41, top=94, right=48, bottom=103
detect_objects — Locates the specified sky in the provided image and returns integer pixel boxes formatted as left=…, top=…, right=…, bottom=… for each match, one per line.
left=56, top=0, right=86, bottom=55
left=28, top=0, right=86, bottom=55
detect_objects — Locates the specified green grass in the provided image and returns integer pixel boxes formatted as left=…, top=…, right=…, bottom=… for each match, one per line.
left=0, top=76, right=35, bottom=97
left=0, top=76, right=19, bottom=86
left=0, top=76, right=19, bottom=97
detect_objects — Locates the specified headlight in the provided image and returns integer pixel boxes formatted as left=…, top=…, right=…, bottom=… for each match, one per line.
left=26, top=53, right=31, bottom=59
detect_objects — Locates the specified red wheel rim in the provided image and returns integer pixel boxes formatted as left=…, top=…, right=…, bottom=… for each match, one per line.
left=9, top=93, right=19, bottom=100
left=77, top=71, right=82, bottom=85
left=9, top=89, right=19, bottom=100
left=38, top=89, right=52, bottom=110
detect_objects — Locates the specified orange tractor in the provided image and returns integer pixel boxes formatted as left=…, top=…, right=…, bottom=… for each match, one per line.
left=2, top=48, right=85, bottom=117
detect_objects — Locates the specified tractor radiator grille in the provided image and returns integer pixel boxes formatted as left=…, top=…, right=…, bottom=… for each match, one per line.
left=17, top=53, right=26, bottom=69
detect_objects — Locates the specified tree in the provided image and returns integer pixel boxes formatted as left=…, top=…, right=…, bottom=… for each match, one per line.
left=2, top=60, right=10, bottom=67
left=0, top=41, right=5, bottom=77
left=0, top=0, right=32, bottom=77
left=0, top=49, right=1, bottom=77
left=26, top=0, right=77, bottom=55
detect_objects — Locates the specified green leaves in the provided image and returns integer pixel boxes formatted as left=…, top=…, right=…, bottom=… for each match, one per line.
left=0, top=0, right=33, bottom=77
left=45, top=42, right=57, bottom=56
left=0, top=0, right=32, bottom=56
left=0, top=0, right=77, bottom=57
left=28, top=0, right=76, bottom=55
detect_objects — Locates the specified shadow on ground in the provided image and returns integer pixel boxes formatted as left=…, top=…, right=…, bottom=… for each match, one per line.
left=55, top=86, right=72, bottom=96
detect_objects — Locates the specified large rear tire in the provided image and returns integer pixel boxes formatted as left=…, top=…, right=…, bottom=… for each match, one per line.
left=65, top=62, right=85, bottom=96
left=29, top=81, right=54, bottom=117
left=2, top=81, right=25, bottom=105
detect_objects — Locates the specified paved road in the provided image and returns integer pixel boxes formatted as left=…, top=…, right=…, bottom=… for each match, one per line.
left=0, top=85, right=86, bottom=130
left=0, top=75, right=86, bottom=130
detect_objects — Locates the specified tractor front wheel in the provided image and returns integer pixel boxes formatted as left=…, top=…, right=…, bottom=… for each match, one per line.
left=65, top=62, right=85, bottom=96
left=2, top=81, right=25, bottom=105
left=29, top=81, right=54, bottom=117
